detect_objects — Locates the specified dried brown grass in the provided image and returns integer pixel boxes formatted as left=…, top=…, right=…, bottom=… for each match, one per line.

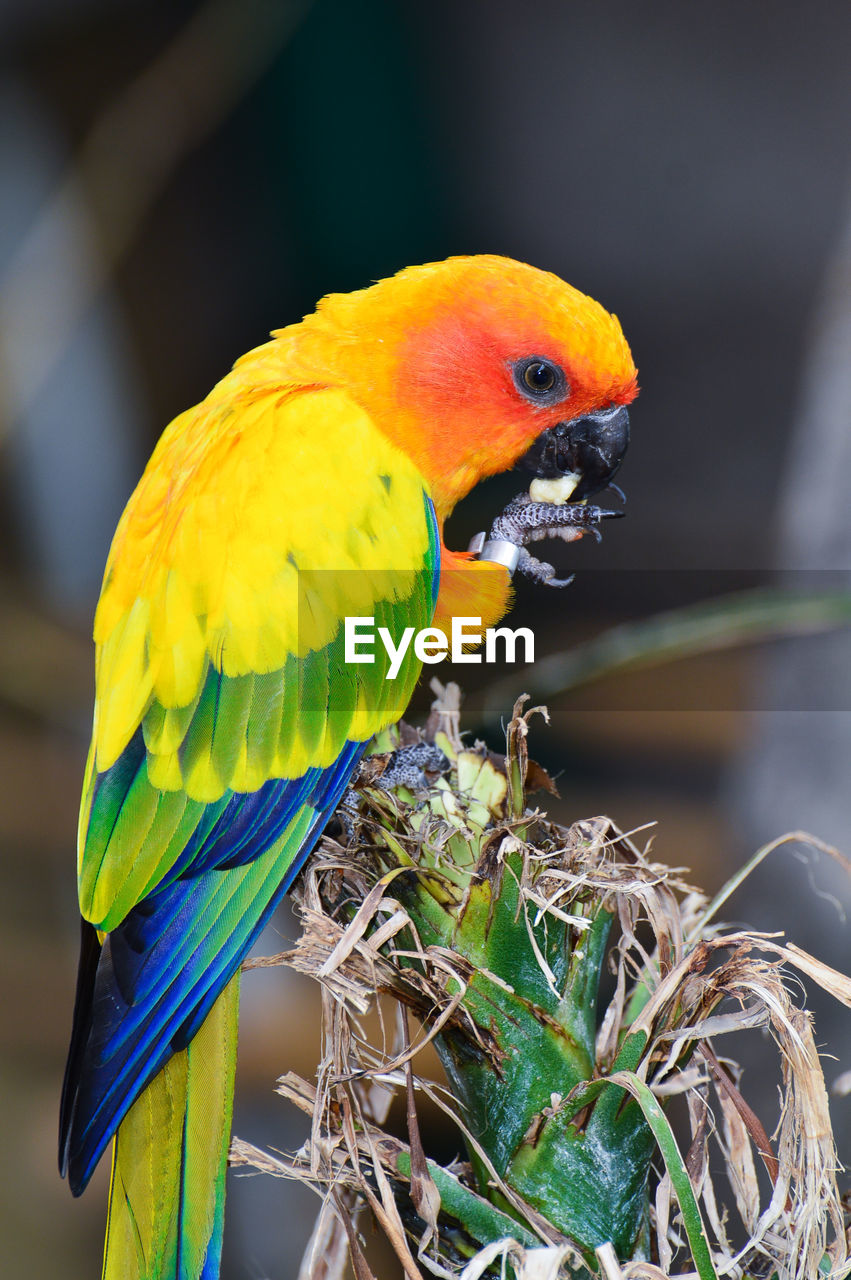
left=233, top=684, right=850, bottom=1280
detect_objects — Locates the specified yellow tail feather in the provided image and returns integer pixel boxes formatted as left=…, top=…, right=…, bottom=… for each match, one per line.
left=103, top=977, right=240, bottom=1280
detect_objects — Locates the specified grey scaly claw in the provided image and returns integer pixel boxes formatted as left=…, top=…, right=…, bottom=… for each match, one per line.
left=334, top=743, right=450, bottom=836
left=490, top=493, right=619, bottom=545
left=379, top=742, right=450, bottom=792
left=468, top=491, right=621, bottom=588
left=516, top=547, right=575, bottom=589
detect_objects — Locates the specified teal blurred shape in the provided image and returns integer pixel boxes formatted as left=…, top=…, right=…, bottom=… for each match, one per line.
left=259, top=0, right=451, bottom=302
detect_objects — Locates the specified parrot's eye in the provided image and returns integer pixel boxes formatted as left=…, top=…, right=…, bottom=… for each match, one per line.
left=512, top=356, right=568, bottom=405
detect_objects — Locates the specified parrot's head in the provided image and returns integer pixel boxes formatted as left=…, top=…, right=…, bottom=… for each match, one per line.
left=282, top=254, right=638, bottom=519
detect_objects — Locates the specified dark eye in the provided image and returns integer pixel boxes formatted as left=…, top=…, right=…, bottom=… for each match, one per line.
left=523, top=361, right=555, bottom=391
left=512, top=356, right=568, bottom=404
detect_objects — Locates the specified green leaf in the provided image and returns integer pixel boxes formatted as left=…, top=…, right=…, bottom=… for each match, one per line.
left=393, top=1150, right=540, bottom=1251
left=604, top=1071, right=719, bottom=1280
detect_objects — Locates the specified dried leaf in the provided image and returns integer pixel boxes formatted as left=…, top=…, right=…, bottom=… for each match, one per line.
left=229, top=693, right=850, bottom=1280
left=298, top=1196, right=363, bottom=1280
left=402, top=1014, right=441, bottom=1255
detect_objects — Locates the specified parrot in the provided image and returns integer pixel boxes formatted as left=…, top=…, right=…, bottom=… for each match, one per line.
left=58, top=254, right=637, bottom=1280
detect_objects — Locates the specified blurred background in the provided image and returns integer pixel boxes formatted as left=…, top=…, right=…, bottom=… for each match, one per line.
left=2, top=1, right=851, bottom=1275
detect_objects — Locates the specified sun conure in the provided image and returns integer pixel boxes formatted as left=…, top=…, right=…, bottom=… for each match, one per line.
left=59, top=255, right=638, bottom=1280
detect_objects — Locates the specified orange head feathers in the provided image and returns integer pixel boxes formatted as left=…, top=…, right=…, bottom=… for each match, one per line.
left=261, top=254, right=638, bottom=518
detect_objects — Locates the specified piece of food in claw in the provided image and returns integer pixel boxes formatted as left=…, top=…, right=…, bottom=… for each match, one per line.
left=528, top=473, right=582, bottom=505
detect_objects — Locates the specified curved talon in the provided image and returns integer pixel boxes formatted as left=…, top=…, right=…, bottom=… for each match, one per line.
left=516, top=547, right=575, bottom=589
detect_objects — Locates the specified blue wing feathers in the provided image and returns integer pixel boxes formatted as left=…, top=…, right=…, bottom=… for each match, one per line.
left=66, top=736, right=365, bottom=1193
left=425, top=493, right=441, bottom=607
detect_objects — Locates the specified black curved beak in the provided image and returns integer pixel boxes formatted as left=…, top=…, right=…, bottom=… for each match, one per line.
left=520, top=404, right=630, bottom=500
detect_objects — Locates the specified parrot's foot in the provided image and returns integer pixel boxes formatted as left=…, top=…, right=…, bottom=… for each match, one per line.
left=378, top=742, right=450, bottom=792
left=491, top=492, right=616, bottom=546
left=332, top=744, right=450, bottom=842
left=469, top=491, right=623, bottom=589
left=515, top=547, right=575, bottom=589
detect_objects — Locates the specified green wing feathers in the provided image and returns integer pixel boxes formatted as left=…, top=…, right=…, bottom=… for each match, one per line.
left=78, top=387, right=438, bottom=930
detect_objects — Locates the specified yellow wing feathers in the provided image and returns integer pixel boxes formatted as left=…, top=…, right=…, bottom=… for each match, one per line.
left=92, top=387, right=432, bottom=777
